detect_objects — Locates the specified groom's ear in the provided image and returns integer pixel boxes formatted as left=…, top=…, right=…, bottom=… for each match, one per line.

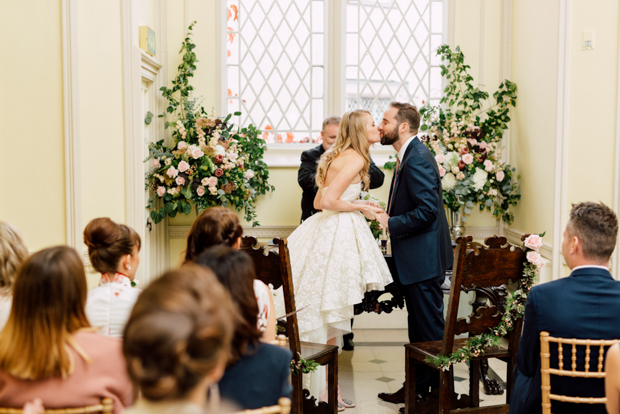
left=399, top=122, right=409, bottom=135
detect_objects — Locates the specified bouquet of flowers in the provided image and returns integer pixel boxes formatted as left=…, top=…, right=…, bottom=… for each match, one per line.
left=359, top=192, right=386, bottom=239
left=395, top=45, right=520, bottom=224
left=145, top=22, right=273, bottom=227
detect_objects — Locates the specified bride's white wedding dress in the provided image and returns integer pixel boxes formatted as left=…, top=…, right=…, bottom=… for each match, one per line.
left=278, top=181, right=393, bottom=396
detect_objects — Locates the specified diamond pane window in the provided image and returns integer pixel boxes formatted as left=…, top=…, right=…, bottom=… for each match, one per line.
left=226, top=0, right=326, bottom=144
left=345, top=0, right=444, bottom=121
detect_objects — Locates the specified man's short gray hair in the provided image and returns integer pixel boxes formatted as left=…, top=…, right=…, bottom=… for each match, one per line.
left=322, top=116, right=341, bottom=132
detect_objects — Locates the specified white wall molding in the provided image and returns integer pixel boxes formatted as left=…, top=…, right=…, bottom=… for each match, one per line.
left=613, top=5, right=620, bottom=280
left=498, top=0, right=512, bottom=237
left=505, top=227, right=553, bottom=260
left=552, top=0, right=572, bottom=280
left=444, top=0, right=455, bottom=48
left=264, top=144, right=397, bottom=168
left=61, top=0, right=82, bottom=252
left=478, top=0, right=485, bottom=87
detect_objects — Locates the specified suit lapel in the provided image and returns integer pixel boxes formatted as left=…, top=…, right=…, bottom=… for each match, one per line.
left=388, top=138, right=418, bottom=214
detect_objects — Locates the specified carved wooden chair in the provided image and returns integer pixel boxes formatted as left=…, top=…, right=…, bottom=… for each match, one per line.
left=0, top=398, right=113, bottom=414
left=234, top=398, right=292, bottom=414
left=540, top=332, right=619, bottom=413
left=241, top=236, right=339, bottom=414
left=404, top=235, right=526, bottom=414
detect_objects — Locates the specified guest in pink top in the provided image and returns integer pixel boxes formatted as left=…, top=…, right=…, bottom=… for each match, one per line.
left=0, top=246, right=133, bottom=413
left=84, top=218, right=142, bottom=337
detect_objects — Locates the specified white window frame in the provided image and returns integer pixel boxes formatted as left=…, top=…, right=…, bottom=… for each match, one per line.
left=220, top=0, right=453, bottom=167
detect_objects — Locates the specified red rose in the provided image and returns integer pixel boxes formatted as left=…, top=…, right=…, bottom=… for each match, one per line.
left=214, top=154, right=224, bottom=164
left=215, top=168, right=224, bottom=177
left=459, top=147, right=470, bottom=155
left=458, top=160, right=466, bottom=170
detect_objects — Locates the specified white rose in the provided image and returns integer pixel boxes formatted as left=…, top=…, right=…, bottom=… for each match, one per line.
left=244, top=169, right=255, bottom=180
left=214, top=145, right=226, bottom=157
left=441, top=173, right=457, bottom=191
left=472, top=168, right=488, bottom=192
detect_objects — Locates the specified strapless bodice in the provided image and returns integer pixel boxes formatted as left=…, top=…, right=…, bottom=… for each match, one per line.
left=321, top=182, right=362, bottom=203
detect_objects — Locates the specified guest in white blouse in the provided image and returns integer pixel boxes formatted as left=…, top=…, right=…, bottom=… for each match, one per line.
left=83, top=217, right=141, bottom=337
left=0, top=222, right=28, bottom=331
left=184, top=207, right=276, bottom=342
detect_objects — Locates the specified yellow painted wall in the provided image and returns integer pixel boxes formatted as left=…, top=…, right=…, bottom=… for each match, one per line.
left=0, top=0, right=66, bottom=251
left=566, top=1, right=618, bottom=209
left=509, top=0, right=559, bottom=244
left=77, top=1, right=126, bottom=227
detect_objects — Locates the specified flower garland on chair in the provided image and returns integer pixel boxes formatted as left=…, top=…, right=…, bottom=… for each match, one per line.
left=425, top=233, right=546, bottom=370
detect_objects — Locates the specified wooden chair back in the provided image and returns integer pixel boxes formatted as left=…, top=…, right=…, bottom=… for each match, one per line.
left=442, top=235, right=526, bottom=357
left=540, top=331, right=619, bottom=413
left=240, top=237, right=301, bottom=356
left=234, top=398, right=292, bottom=414
left=0, top=398, right=113, bottom=414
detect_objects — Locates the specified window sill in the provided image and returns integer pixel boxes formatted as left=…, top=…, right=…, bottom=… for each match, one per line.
left=264, top=143, right=397, bottom=168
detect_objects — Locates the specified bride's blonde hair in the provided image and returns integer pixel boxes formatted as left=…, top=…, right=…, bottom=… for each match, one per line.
left=315, top=110, right=371, bottom=190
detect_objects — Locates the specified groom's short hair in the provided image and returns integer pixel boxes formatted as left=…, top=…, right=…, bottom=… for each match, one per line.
left=568, top=202, right=618, bottom=262
left=389, top=102, right=420, bottom=133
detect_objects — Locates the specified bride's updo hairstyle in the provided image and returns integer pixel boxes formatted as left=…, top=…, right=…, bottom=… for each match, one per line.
left=123, top=264, right=235, bottom=401
left=316, top=110, right=372, bottom=190
left=83, top=218, right=141, bottom=274
left=184, top=207, right=243, bottom=263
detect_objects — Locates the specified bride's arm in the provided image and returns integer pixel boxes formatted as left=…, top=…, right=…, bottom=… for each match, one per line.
left=313, top=187, right=323, bottom=210
left=320, top=156, right=383, bottom=219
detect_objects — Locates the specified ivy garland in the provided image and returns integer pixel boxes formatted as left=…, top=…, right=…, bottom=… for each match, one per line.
left=425, top=233, right=546, bottom=370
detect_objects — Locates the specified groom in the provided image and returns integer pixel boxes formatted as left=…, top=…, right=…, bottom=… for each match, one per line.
left=376, top=102, right=453, bottom=404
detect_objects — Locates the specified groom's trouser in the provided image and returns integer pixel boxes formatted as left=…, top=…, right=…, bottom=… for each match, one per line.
left=402, top=273, right=445, bottom=391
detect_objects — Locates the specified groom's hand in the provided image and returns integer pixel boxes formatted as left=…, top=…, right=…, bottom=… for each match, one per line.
left=376, top=211, right=390, bottom=231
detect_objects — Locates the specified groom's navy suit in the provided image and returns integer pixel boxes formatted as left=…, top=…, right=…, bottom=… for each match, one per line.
left=509, top=267, right=620, bottom=414
left=387, top=136, right=453, bottom=389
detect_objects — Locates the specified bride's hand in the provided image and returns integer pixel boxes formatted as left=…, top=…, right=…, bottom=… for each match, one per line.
left=360, top=205, right=384, bottom=221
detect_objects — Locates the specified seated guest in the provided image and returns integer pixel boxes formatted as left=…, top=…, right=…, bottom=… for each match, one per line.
left=0, top=222, right=28, bottom=330
left=605, top=343, right=620, bottom=413
left=184, top=207, right=276, bottom=341
left=196, top=246, right=292, bottom=410
left=0, top=246, right=133, bottom=412
left=84, top=217, right=142, bottom=337
left=123, top=265, right=235, bottom=414
left=510, top=202, right=620, bottom=414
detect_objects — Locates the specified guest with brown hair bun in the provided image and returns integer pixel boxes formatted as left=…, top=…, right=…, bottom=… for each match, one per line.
left=0, top=246, right=133, bottom=412
left=184, top=207, right=276, bottom=342
left=123, top=264, right=236, bottom=414
left=84, top=217, right=142, bottom=337
left=0, top=222, right=28, bottom=330
left=195, top=246, right=292, bottom=410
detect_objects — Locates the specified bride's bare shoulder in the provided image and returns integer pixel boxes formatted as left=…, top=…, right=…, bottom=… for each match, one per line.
left=336, top=149, right=364, bottom=163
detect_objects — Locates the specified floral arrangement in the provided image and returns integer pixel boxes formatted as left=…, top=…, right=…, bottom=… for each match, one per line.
left=290, top=352, right=320, bottom=375
left=386, top=45, right=520, bottom=224
left=145, top=22, right=274, bottom=227
left=425, top=233, right=546, bottom=370
left=360, top=192, right=387, bottom=240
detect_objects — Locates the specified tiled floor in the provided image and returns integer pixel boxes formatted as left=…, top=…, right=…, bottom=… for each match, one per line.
left=338, top=329, right=508, bottom=413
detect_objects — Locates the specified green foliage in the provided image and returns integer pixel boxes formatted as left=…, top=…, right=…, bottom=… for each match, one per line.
left=290, top=352, right=320, bottom=375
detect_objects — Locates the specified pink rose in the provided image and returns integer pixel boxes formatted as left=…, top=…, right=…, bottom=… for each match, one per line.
left=468, top=138, right=478, bottom=146
left=215, top=168, right=224, bottom=177
left=196, top=186, right=205, bottom=197
left=484, top=159, right=493, bottom=172
left=190, top=147, right=204, bottom=159
left=496, top=170, right=505, bottom=182
left=152, top=158, right=161, bottom=168
left=435, top=154, right=445, bottom=164
left=178, top=160, right=190, bottom=173
left=157, top=186, right=165, bottom=197
left=478, top=141, right=488, bottom=150
left=166, top=166, right=178, bottom=178
left=438, top=166, right=446, bottom=177
left=209, top=186, right=218, bottom=195
left=451, top=166, right=460, bottom=175
left=177, top=141, right=188, bottom=150
left=462, top=154, right=474, bottom=165
left=208, top=176, right=218, bottom=186
left=526, top=251, right=545, bottom=269
left=175, top=176, right=185, bottom=186
left=456, top=172, right=465, bottom=180
left=524, top=234, right=544, bottom=252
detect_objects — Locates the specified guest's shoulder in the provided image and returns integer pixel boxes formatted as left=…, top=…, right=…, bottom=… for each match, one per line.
left=301, top=145, right=323, bottom=159
left=74, top=330, right=123, bottom=355
left=257, top=342, right=293, bottom=363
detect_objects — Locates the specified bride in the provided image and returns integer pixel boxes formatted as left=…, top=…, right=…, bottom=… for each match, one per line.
left=286, top=109, right=393, bottom=407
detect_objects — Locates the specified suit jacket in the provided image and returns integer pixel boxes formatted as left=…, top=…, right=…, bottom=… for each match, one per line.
left=509, top=267, right=620, bottom=414
left=297, top=144, right=385, bottom=222
left=387, top=137, right=452, bottom=285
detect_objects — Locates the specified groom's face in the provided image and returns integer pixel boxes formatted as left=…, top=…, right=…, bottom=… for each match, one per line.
left=379, top=108, right=400, bottom=146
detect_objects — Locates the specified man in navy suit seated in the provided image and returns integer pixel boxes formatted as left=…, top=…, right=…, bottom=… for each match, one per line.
left=510, top=201, right=620, bottom=414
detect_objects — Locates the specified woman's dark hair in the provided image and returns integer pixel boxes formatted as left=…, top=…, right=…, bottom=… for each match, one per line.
left=195, top=246, right=261, bottom=364
left=184, top=207, right=243, bottom=263
left=123, top=264, right=235, bottom=401
left=83, top=217, right=141, bottom=274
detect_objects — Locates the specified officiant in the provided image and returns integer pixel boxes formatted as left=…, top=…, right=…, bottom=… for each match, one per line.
left=298, top=115, right=386, bottom=222
left=297, top=115, right=385, bottom=351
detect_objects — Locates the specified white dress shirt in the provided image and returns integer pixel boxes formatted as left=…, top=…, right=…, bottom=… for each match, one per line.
left=86, top=273, right=141, bottom=337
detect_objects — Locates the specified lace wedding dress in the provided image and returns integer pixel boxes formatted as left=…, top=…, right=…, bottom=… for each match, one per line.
left=279, top=182, right=393, bottom=396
